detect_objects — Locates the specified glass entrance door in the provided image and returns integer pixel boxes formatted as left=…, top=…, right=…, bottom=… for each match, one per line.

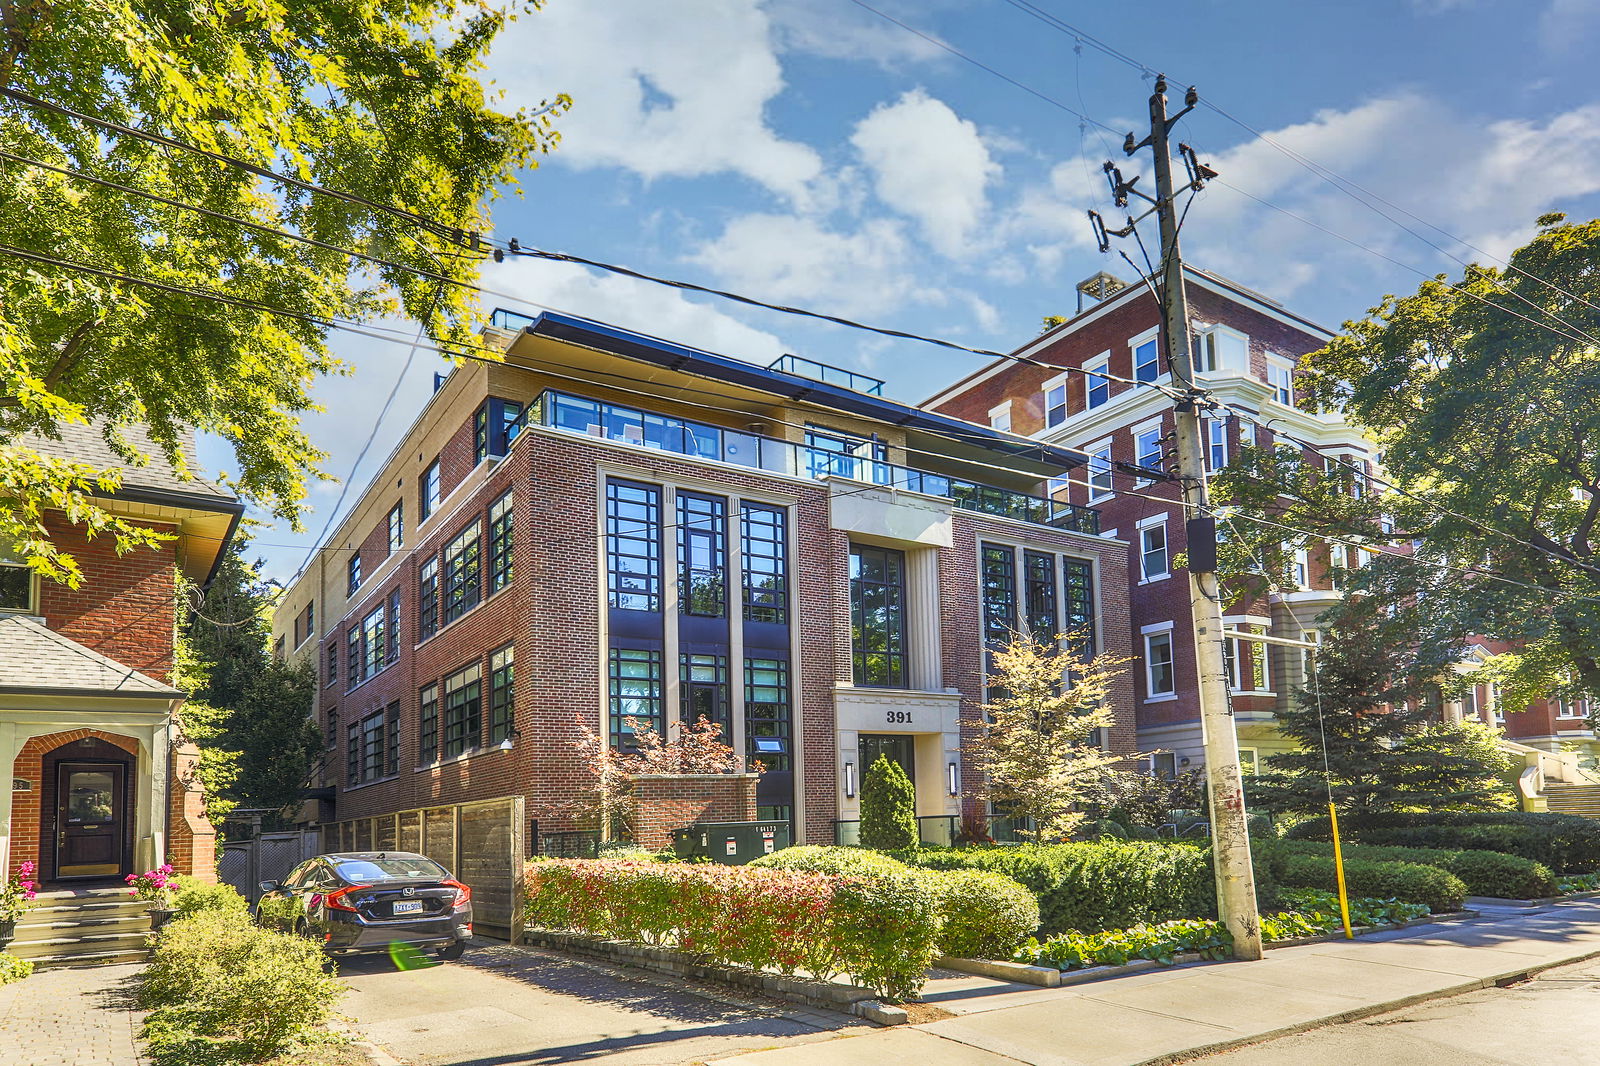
left=858, top=734, right=916, bottom=785
left=56, top=762, right=126, bottom=879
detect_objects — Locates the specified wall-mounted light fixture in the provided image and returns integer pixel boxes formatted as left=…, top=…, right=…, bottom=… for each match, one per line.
left=947, top=760, right=960, bottom=797
left=1179, top=757, right=1192, bottom=768
left=843, top=760, right=857, bottom=799
left=499, top=729, right=521, bottom=753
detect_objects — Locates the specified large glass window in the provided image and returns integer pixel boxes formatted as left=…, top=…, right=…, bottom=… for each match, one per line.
left=386, top=503, right=403, bottom=554
left=1023, top=551, right=1058, bottom=640
left=489, top=645, right=515, bottom=745
left=418, top=683, right=439, bottom=765
left=850, top=544, right=907, bottom=687
left=677, top=492, right=726, bottom=617
left=980, top=543, right=1017, bottom=645
left=359, top=604, right=385, bottom=682
left=805, top=427, right=887, bottom=482
left=420, top=459, right=441, bottom=521
left=609, top=647, right=663, bottom=749
left=442, top=520, right=482, bottom=624
left=442, top=663, right=483, bottom=758
left=745, top=658, right=790, bottom=772
left=385, top=589, right=401, bottom=665
left=345, top=627, right=359, bottom=691
left=346, top=553, right=362, bottom=595
left=473, top=406, right=490, bottom=465
left=607, top=480, right=661, bottom=612
left=1063, top=557, right=1095, bottom=654
left=488, top=490, right=514, bottom=593
left=349, top=706, right=397, bottom=786
left=741, top=504, right=788, bottom=625
left=417, top=556, right=439, bottom=641
left=680, top=653, right=730, bottom=736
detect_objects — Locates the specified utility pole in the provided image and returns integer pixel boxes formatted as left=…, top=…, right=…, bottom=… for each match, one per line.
left=1090, top=77, right=1262, bottom=960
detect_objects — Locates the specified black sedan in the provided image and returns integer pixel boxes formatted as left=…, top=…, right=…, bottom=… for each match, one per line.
left=256, top=852, right=473, bottom=959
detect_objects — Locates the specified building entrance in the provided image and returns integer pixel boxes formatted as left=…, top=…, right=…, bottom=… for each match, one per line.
left=858, top=733, right=915, bottom=785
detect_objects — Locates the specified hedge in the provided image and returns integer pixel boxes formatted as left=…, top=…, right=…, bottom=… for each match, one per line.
left=169, top=875, right=249, bottom=918
left=1278, top=853, right=1467, bottom=913
left=525, top=857, right=938, bottom=1000
left=1279, top=841, right=1558, bottom=900
left=1286, top=811, right=1600, bottom=874
left=749, top=846, right=1038, bottom=961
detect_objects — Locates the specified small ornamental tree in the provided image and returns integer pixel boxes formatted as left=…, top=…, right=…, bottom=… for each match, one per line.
left=860, top=755, right=917, bottom=850
left=971, top=634, right=1128, bottom=842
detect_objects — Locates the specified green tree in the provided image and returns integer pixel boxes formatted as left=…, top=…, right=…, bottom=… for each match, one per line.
left=0, top=0, right=567, bottom=583
left=970, top=635, right=1126, bottom=842
left=1211, top=214, right=1600, bottom=720
left=859, top=755, right=917, bottom=851
left=1251, top=598, right=1513, bottom=816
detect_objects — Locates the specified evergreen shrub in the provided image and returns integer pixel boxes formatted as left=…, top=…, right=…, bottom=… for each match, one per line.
left=1286, top=811, right=1600, bottom=874
left=859, top=756, right=918, bottom=851
left=1279, top=853, right=1466, bottom=913
left=925, top=869, right=1040, bottom=959
left=1279, top=841, right=1557, bottom=899
left=169, top=875, right=249, bottom=918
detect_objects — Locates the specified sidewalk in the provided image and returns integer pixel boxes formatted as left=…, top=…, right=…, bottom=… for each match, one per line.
left=0, top=962, right=145, bottom=1066
left=712, top=899, right=1600, bottom=1066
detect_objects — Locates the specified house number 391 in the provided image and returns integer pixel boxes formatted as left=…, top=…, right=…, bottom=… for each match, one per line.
left=886, top=710, right=914, bottom=724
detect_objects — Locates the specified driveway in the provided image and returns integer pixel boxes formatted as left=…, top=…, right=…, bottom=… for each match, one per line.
left=335, top=941, right=867, bottom=1066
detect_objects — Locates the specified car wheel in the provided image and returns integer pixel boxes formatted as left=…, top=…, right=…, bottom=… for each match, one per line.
left=435, top=940, right=466, bottom=961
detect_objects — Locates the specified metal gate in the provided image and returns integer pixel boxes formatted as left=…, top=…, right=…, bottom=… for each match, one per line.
left=323, top=796, right=526, bottom=940
left=219, top=829, right=323, bottom=904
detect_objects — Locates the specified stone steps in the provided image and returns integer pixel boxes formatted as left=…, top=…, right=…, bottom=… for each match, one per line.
left=1543, top=785, right=1600, bottom=819
left=8, top=887, right=155, bottom=969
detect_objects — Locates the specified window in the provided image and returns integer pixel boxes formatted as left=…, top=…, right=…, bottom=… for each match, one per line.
left=1150, top=751, right=1178, bottom=779
left=680, top=653, right=730, bottom=735
left=418, top=683, right=439, bottom=766
left=1145, top=629, right=1175, bottom=697
left=442, top=520, right=482, bottom=624
left=359, top=604, right=386, bottom=682
left=1193, top=327, right=1247, bottom=374
left=980, top=543, right=1017, bottom=645
left=1238, top=748, right=1259, bottom=777
left=1267, top=357, right=1294, bottom=406
left=1291, top=545, right=1310, bottom=588
left=1088, top=445, right=1114, bottom=501
left=607, top=480, right=661, bottom=612
left=1086, top=357, right=1110, bottom=408
left=805, top=426, right=887, bottom=482
left=441, top=662, right=483, bottom=758
left=849, top=544, right=907, bottom=687
left=609, top=647, right=663, bottom=749
left=385, top=589, right=401, bottom=665
left=386, top=704, right=400, bottom=776
left=417, top=557, right=439, bottom=641
left=1045, top=382, right=1068, bottom=427
left=325, top=643, right=338, bottom=687
left=990, top=402, right=1013, bottom=432
left=420, top=459, right=441, bottom=521
left=1206, top=419, right=1228, bottom=471
left=1133, top=338, right=1160, bottom=382
left=474, top=406, right=490, bottom=465
left=345, top=627, right=359, bottom=691
left=0, top=551, right=33, bottom=612
left=741, top=504, right=788, bottom=625
left=1023, top=551, right=1058, bottom=641
left=347, top=552, right=362, bottom=595
left=745, top=658, right=791, bottom=772
left=677, top=492, right=727, bottom=617
left=348, top=706, right=398, bottom=787
left=386, top=503, right=403, bottom=553
left=273, top=636, right=285, bottom=661
left=1136, top=427, right=1164, bottom=479
left=477, top=398, right=526, bottom=462
left=488, top=490, right=514, bottom=593
left=488, top=645, right=515, bottom=745
left=1224, top=635, right=1268, bottom=692
left=1063, top=557, right=1095, bottom=654
left=1140, top=521, right=1169, bottom=581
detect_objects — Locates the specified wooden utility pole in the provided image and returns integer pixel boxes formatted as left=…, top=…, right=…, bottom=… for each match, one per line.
left=1093, top=76, right=1263, bottom=960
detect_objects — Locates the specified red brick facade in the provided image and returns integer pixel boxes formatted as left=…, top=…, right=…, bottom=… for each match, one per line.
left=630, top=774, right=759, bottom=849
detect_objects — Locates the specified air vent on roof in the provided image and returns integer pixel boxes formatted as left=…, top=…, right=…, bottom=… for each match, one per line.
left=1076, top=271, right=1128, bottom=312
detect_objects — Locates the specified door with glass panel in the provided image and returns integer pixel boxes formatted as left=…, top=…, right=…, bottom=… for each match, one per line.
left=56, top=762, right=126, bottom=879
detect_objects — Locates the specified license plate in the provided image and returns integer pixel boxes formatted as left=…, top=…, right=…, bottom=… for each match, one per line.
left=392, top=900, right=423, bottom=915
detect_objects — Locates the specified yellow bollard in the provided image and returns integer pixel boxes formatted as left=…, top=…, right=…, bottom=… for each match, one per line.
left=1328, top=802, right=1354, bottom=939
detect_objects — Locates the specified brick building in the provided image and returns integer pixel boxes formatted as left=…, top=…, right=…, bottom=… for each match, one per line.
left=2, top=423, right=239, bottom=889
left=272, top=311, right=1133, bottom=849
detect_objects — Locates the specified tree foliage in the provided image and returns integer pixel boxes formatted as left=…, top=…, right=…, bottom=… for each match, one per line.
left=859, top=755, right=917, bottom=851
left=1251, top=597, right=1514, bottom=816
left=1211, top=215, right=1600, bottom=721
left=970, top=635, right=1128, bottom=841
left=0, top=0, right=567, bottom=582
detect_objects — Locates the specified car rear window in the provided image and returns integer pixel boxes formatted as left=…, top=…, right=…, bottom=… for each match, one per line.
left=333, top=857, right=449, bottom=883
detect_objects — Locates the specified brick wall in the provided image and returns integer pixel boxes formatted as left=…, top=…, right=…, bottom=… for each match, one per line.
left=9, top=730, right=140, bottom=881
left=166, top=741, right=216, bottom=883
left=39, top=516, right=178, bottom=682
left=630, top=773, right=759, bottom=849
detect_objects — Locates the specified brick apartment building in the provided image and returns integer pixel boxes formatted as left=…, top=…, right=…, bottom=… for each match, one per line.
left=2, top=423, right=238, bottom=891
left=271, top=311, right=1134, bottom=851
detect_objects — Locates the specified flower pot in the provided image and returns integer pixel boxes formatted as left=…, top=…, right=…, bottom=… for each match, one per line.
left=148, top=907, right=176, bottom=931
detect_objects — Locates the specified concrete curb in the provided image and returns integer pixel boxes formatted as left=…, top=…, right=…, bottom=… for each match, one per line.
left=329, top=1015, right=405, bottom=1066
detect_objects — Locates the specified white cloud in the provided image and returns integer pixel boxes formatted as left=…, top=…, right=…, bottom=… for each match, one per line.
left=850, top=90, right=1001, bottom=258
left=486, top=1, right=822, bottom=204
left=768, top=0, right=950, bottom=65
left=1539, top=0, right=1598, bottom=53
left=689, top=213, right=941, bottom=319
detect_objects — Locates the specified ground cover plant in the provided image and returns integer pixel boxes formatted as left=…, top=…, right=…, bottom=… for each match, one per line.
left=0, top=952, right=31, bottom=985
left=524, top=857, right=939, bottom=1000
left=139, top=909, right=343, bottom=1064
left=1558, top=873, right=1600, bottom=894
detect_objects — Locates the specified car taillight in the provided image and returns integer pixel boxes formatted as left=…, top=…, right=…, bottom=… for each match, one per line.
left=324, top=885, right=370, bottom=912
left=444, top=880, right=471, bottom=910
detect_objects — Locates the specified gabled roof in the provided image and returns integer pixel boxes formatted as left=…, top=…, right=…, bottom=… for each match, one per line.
left=0, top=616, right=182, bottom=698
left=12, top=421, right=236, bottom=507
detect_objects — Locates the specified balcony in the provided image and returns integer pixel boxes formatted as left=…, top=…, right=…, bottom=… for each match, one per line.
left=767, top=353, right=885, bottom=396
left=512, top=390, right=1099, bottom=534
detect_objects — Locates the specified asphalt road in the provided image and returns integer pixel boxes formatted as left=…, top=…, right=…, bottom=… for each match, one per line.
left=1196, top=954, right=1600, bottom=1066
left=333, top=940, right=866, bottom=1066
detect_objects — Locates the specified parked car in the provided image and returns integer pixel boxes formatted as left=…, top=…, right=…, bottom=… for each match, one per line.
left=256, top=851, right=472, bottom=959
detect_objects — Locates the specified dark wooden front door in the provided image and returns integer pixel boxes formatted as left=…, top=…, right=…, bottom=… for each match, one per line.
left=56, top=762, right=126, bottom=879
left=859, top=734, right=916, bottom=786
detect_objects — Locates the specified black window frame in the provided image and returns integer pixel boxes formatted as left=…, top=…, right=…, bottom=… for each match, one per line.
left=679, top=653, right=730, bottom=736
left=325, top=642, right=338, bottom=687
left=740, top=503, right=788, bottom=625
left=745, top=657, right=791, bottom=772
left=418, top=556, right=439, bottom=641
left=442, top=519, right=482, bottom=625
left=385, top=588, right=401, bottom=665
left=1023, top=550, right=1058, bottom=641
left=606, top=480, right=661, bottom=612
left=386, top=502, right=403, bottom=553
left=608, top=646, right=663, bottom=750
left=488, top=490, right=514, bottom=594
left=441, top=662, right=483, bottom=759
left=488, top=644, right=515, bottom=745
left=1063, top=556, right=1095, bottom=655
left=420, top=459, right=441, bottom=521
left=849, top=543, right=908, bottom=688
left=347, top=552, right=362, bottom=595
left=980, top=543, right=1017, bottom=646
left=418, top=683, right=439, bottom=766
left=676, top=491, right=727, bottom=617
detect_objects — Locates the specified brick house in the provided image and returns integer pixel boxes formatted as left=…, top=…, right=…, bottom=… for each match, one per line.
left=1, top=423, right=240, bottom=888
left=271, top=311, right=1133, bottom=851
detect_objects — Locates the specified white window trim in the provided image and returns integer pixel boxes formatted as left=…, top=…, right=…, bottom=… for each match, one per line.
left=1128, top=328, right=1164, bottom=386
left=1084, top=353, right=1112, bottom=408
left=1085, top=436, right=1114, bottom=502
left=1142, top=621, right=1177, bottom=702
left=1137, top=514, right=1170, bottom=585
left=1130, top=416, right=1164, bottom=486
left=1266, top=353, right=1295, bottom=407
left=988, top=400, right=1013, bottom=433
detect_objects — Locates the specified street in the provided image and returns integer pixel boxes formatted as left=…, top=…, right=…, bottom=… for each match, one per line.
left=1196, top=955, right=1600, bottom=1066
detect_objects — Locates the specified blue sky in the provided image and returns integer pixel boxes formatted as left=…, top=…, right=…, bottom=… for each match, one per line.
left=217, top=0, right=1600, bottom=581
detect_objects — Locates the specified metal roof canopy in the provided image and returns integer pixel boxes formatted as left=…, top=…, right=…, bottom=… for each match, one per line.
left=520, top=312, right=1092, bottom=473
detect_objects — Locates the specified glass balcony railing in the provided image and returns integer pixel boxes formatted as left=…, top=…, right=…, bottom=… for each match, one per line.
left=509, top=390, right=1099, bottom=534
left=834, top=816, right=957, bottom=848
left=767, top=353, right=886, bottom=395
